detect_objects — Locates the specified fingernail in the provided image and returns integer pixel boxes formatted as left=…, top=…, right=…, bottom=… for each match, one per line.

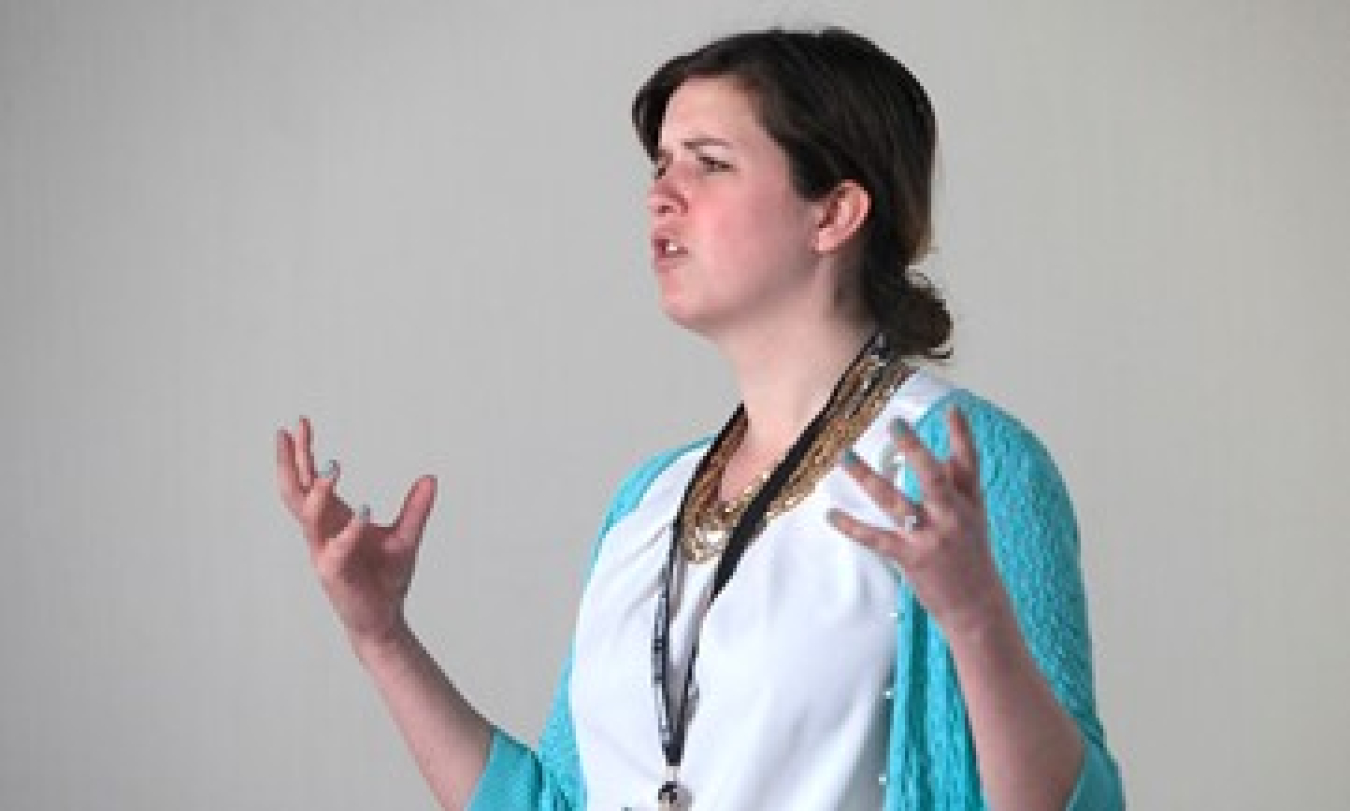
left=840, top=448, right=862, bottom=467
left=357, top=504, right=370, bottom=522
left=890, top=418, right=911, bottom=439
left=319, top=459, right=338, bottom=479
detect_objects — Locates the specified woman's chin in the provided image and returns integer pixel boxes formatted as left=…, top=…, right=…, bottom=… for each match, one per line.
left=657, top=297, right=715, bottom=337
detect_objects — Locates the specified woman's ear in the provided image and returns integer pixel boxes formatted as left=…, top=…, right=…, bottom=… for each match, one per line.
left=813, top=180, right=871, bottom=254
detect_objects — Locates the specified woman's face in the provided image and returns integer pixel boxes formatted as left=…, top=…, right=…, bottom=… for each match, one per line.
left=648, top=76, right=826, bottom=338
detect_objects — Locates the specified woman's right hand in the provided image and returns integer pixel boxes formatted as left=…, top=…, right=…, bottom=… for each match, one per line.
left=276, top=417, right=437, bottom=649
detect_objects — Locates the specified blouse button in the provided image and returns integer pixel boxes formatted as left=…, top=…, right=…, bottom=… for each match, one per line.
left=883, top=686, right=894, bottom=700
left=878, top=773, right=888, bottom=786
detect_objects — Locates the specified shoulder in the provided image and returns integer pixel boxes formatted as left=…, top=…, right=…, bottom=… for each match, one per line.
left=598, top=438, right=710, bottom=533
left=905, top=371, right=1065, bottom=490
left=903, top=371, right=1077, bottom=546
left=579, top=438, right=709, bottom=575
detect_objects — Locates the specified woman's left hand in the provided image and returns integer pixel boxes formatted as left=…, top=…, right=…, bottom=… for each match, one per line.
left=828, top=408, right=1012, bottom=639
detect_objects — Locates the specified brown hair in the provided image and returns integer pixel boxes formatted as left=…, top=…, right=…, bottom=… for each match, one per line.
left=633, top=27, right=952, bottom=359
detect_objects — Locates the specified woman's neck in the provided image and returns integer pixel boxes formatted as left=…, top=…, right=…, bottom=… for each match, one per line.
left=716, top=314, right=877, bottom=465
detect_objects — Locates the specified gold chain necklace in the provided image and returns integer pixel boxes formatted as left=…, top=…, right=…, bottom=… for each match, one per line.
left=679, top=347, right=908, bottom=563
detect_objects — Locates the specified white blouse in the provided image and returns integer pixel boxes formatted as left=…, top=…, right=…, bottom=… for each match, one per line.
left=570, top=370, right=951, bottom=810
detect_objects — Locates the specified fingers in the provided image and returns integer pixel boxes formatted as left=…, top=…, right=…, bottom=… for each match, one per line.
left=835, top=448, right=924, bottom=568
left=945, top=408, right=981, bottom=501
left=276, top=417, right=435, bottom=557
left=839, top=449, right=918, bottom=524
left=887, top=418, right=956, bottom=511
left=320, top=476, right=434, bottom=563
left=296, top=416, right=317, bottom=489
left=276, top=416, right=319, bottom=516
left=299, top=458, right=350, bottom=551
left=833, top=410, right=983, bottom=565
left=276, top=429, right=305, bottom=514
left=827, top=507, right=913, bottom=569
left=328, top=501, right=371, bottom=559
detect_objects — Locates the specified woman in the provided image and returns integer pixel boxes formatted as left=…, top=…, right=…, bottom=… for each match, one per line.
left=277, top=27, right=1123, bottom=810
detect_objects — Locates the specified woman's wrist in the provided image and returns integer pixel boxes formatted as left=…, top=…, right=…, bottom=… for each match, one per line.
left=939, top=587, right=1022, bottom=655
left=349, top=615, right=418, bottom=667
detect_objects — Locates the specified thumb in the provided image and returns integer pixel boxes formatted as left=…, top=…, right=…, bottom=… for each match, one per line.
left=391, top=475, right=438, bottom=549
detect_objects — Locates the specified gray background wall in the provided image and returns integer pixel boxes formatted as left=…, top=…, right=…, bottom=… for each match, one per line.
left=2, top=0, right=1347, bottom=808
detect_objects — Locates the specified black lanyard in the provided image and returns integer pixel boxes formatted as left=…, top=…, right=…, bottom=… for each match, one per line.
left=650, top=334, right=881, bottom=806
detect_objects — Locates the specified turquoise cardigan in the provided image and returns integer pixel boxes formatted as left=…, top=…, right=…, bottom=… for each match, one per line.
left=468, top=389, right=1125, bottom=809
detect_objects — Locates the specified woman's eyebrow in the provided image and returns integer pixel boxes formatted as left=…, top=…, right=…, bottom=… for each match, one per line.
left=656, top=136, right=735, bottom=161
left=681, top=136, right=733, bottom=152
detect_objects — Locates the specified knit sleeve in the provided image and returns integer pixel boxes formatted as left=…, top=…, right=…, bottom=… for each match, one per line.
left=910, top=392, right=1124, bottom=810
left=467, top=444, right=700, bottom=810
left=465, top=724, right=578, bottom=811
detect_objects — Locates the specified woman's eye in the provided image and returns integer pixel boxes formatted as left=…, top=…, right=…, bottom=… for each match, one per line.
left=651, top=155, right=729, bottom=180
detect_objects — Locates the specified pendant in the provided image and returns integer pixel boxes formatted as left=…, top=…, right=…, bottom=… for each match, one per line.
left=684, top=524, right=728, bottom=564
left=657, top=780, right=682, bottom=811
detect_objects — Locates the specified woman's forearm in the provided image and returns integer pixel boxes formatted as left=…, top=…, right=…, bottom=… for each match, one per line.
left=946, top=594, right=1085, bottom=811
left=352, top=623, right=492, bottom=811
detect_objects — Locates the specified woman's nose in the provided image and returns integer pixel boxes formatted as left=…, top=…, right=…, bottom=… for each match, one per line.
left=647, top=173, right=685, bottom=217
